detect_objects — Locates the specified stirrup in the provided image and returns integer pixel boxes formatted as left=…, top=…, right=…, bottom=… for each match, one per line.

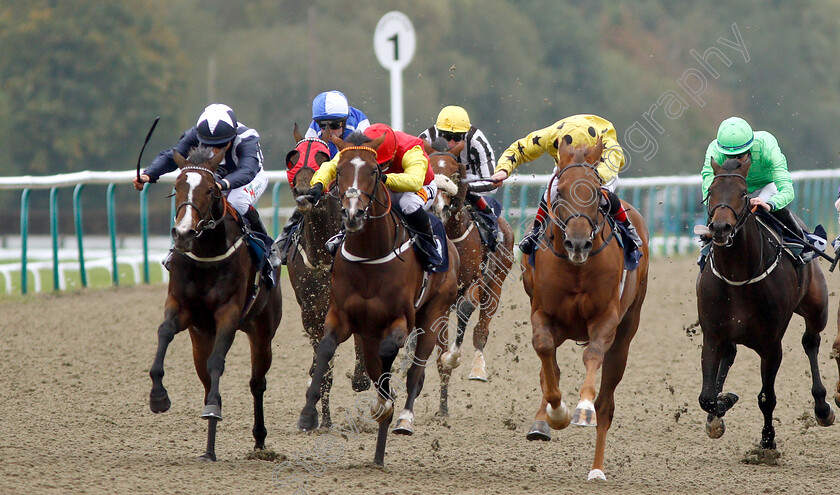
left=325, top=231, right=345, bottom=256
left=161, top=250, right=173, bottom=271
left=518, top=228, right=541, bottom=255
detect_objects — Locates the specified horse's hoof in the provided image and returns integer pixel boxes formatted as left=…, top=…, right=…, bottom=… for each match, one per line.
left=571, top=400, right=597, bottom=427
left=201, top=404, right=222, bottom=420
left=587, top=469, right=607, bottom=481
left=369, top=399, right=394, bottom=424
left=197, top=453, right=216, bottom=462
left=439, top=349, right=461, bottom=370
left=546, top=401, right=571, bottom=430
left=467, top=352, right=488, bottom=381
left=717, top=392, right=739, bottom=414
left=392, top=420, right=414, bottom=436
left=297, top=412, right=319, bottom=431
left=526, top=421, right=551, bottom=441
left=816, top=405, right=835, bottom=427
left=834, top=391, right=840, bottom=409
left=706, top=415, right=725, bottom=439
left=149, top=393, right=171, bottom=413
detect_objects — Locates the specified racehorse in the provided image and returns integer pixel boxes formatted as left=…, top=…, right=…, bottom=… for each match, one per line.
left=698, top=154, right=834, bottom=453
left=521, top=135, right=649, bottom=481
left=296, top=132, right=459, bottom=466
left=147, top=146, right=282, bottom=461
left=425, top=139, right=515, bottom=415
left=285, top=125, right=369, bottom=429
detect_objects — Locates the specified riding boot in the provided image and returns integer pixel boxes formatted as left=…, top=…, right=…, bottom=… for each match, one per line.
left=770, top=206, right=804, bottom=240
left=244, top=207, right=280, bottom=269
left=620, top=219, right=644, bottom=248
left=325, top=228, right=346, bottom=256
left=274, top=209, right=303, bottom=265
left=405, top=209, right=443, bottom=271
left=518, top=218, right=545, bottom=255
left=466, top=192, right=498, bottom=251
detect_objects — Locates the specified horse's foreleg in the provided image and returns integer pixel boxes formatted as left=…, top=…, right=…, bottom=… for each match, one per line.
left=298, top=316, right=345, bottom=431
left=248, top=331, right=273, bottom=451
left=199, top=306, right=240, bottom=462
left=758, top=345, right=782, bottom=450
left=802, top=329, right=835, bottom=426
left=440, top=291, right=474, bottom=370
left=396, top=314, right=443, bottom=434
left=573, top=319, right=618, bottom=428
left=149, top=303, right=187, bottom=414
left=699, top=333, right=732, bottom=438
left=529, top=311, right=567, bottom=437
left=351, top=334, right=371, bottom=392
left=589, top=334, right=631, bottom=481
left=371, top=331, right=402, bottom=466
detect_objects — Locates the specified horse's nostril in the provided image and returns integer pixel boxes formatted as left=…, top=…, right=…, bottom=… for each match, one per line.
left=564, top=240, right=574, bottom=252
left=340, top=209, right=349, bottom=220
left=354, top=210, right=366, bottom=221
left=583, top=241, right=593, bottom=251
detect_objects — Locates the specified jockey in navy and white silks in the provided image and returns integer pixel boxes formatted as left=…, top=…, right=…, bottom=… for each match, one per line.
left=305, top=90, right=370, bottom=157
left=141, top=104, right=268, bottom=222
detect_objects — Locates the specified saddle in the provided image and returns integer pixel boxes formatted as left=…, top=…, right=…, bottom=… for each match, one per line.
left=754, top=209, right=826, bottom=264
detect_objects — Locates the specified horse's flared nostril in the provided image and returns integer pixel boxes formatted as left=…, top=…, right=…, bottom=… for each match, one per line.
left=564, top=240, right=574, bottom=252
left=582, top=240, right=593, bottom=252
left=340, top=209, right=349, bottom=221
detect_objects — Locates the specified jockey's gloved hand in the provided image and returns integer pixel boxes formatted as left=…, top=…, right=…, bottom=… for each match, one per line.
left=305, top=183, right=324, bottom=203
left=380, top=173, right=388, bottom=184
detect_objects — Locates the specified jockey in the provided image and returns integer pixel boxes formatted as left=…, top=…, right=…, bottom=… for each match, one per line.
left=134, top=103, right=277, bottom=268
left=700, top=116, right=815, bottom=264
left=274, top=91, right=371, bottom=262
left=302, top=123, right=444, bottom=272
left=305, top=90, right=371, bottom=158
left=489, top=114, right=643, bottom=255
left=419, top=105, right=501, bottom=250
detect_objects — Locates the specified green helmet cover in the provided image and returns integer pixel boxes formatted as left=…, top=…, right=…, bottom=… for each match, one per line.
left=715, top=117, right=754, bottom=155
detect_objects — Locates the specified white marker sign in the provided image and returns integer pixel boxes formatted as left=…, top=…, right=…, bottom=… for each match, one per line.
left=373, top=11, right=416, bottom=131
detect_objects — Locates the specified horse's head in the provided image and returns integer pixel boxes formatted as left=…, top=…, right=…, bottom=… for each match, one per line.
left=551, top=135, right=605, bottom=264
left=286, top=123, right=331, bottom=199
left=331, top=131, right=387, bottom=232
left=424, top=138, right=466, bottom=222
left=707, top=153, right=752, bottom=246
left=171, top=144, right=228, bottom=252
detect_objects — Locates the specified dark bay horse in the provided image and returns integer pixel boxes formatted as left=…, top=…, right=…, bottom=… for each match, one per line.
left=296, top=132, right=459, bottom=466
left=425, top=139, right=514, bottom=415
left=522, top=136, right=649, bottom=481
left=698, top=155, right=834, bottom=453
left=148, top=146, right=282, bottom=461
left=285, top=125, right=369, bottom=429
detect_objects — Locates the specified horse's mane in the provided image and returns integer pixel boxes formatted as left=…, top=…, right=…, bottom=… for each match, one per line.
left=188, top=146, right=215, bottom=165
left=721, top=157, right=742, bottom=172
left=345, top=132, right=372, bottom=146
left=430, top=137, right=449, bottom=153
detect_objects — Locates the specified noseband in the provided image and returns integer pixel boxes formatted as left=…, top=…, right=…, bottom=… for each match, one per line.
left=337, top=146, right=392, bottom=220
left=175, top=165, right=225, bottom=236
left=549, top=163, right=606, bottom=242
left=706, top=173, right=751, bottom=247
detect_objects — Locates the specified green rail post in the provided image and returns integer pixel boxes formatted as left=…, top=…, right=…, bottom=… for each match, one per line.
left=502, top=184, right=512, bottom=223
left=49, top=187, right=59, bottom=291
left=107, top=184, right=118, bottom=286
left=272, top=182, right=282, bottom=238
left=140, top=187, right=149, bottom=284
left=20, top=189, right=30, bottom=295
left=73, top=184, right=87, bottom=288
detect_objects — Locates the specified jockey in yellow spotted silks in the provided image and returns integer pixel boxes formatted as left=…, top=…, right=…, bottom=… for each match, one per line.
left=489, top=114, right=642, bottom=255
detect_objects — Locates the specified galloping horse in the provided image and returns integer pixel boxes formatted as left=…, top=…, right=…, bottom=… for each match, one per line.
left=285, top=125, right=369, bottom=429
left=522, top=136, right=649, bottom=481
left=148, top=146, right=282, bottom=461
left=296, top=132, right=459, bottom=466
left=425, top=139, right=514, bottom=415
left=698, top=155, right=834, bottom=453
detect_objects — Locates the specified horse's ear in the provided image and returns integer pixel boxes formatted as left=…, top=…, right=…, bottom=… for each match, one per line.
left=293, top=123, right=303, bottom=143
left=449, top=141, right=466, bottom=155
left=368, top=133, right=386, bottom=151
left=422, top=138, right=434, bottom=155
left=584, top=135, right=604, bottom=164
left=711, top=157, right=722, bottom=175
left=173, top=151, right=187, bottom=168
left=207, top=142, right=229, bottom=172
left=330, top=134, right=350, bottom=151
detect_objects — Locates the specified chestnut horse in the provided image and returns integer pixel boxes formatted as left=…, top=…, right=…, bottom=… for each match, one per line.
left=296, top=132, right=459, bottom=466
left=285, top=125, right=369, bottom=429
left=148, top=146, right=282, bottom=461
left=522, top=136, right=649, bottom=481
left=698, top=155, right=834, bottom=453
left=425, top=139, right=515, bottom=415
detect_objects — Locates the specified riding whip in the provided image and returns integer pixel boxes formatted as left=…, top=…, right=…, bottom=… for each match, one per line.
left=136, top=116, right=161, bottom=182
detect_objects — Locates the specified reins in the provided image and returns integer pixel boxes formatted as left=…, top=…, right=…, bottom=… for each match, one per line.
left=545, top=163, right=612, bottom=259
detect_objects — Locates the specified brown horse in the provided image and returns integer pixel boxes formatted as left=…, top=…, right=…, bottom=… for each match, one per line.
left=285, top=125, right=369, bottom=429
left=698, top=155, right=834, bottom=453
left=425, top=139, right=515, bottom=415
left=296, top=132, right=459, bottom=466
left=147, top=146, right=282, bottom=461
left=521, top=136, right=649, bottom=481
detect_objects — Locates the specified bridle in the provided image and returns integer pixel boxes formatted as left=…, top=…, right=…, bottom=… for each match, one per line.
left=548, top=163, right=607, bottom=244
left=175, top=165, right=226, bottom=237
left=336, top=146, right=392, bottom=221
left=705, top=173, right=751, bottom=247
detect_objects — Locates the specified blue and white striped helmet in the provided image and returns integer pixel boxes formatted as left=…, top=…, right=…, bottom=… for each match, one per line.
left=311, top=91, right=350, bottom=121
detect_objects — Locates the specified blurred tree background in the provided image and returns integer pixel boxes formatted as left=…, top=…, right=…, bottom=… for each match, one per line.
left=2, top=0, right=839, bottom=180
